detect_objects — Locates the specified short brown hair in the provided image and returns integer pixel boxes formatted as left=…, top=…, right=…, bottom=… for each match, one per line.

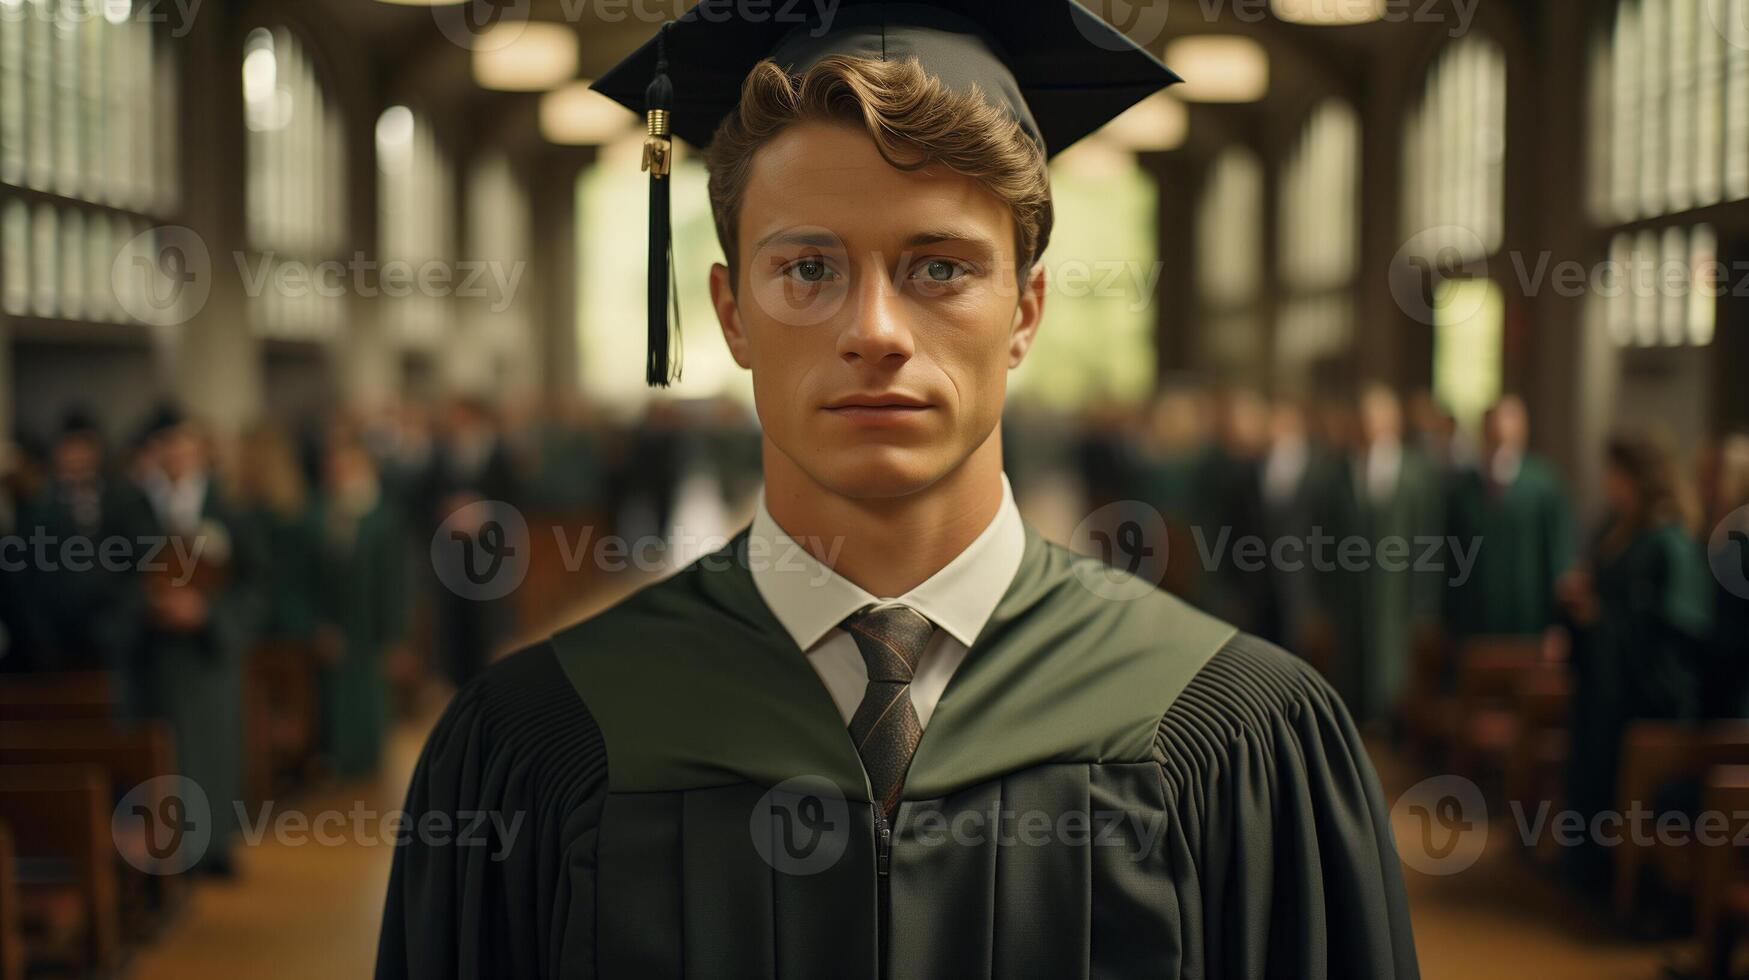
left=704, top=55, right=1053, bottom=275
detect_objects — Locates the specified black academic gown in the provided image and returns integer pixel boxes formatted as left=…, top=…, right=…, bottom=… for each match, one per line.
left=9, top=477, right=156, bottom=673
left=376, top=524, right=1419, bottom=979
left=124, top=481, right=266, bottom=868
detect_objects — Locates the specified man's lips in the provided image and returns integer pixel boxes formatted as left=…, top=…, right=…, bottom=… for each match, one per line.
left=823, top=393, right=931, bottom=410
left=822, top=396, right=934, bottom=424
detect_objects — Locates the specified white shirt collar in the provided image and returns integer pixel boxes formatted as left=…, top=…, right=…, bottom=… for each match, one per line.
left=1490, top=447, right=1524, bottom=486
left=748, top=473, right=1026, bottom=653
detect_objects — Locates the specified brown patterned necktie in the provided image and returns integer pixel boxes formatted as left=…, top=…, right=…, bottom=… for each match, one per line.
left=842, top=602, right=937, bottom=823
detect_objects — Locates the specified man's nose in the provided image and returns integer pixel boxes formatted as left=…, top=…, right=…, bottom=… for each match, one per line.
left=836, top=269, right=914, bottom=365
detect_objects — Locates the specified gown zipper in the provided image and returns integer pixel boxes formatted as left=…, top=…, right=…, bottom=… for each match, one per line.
left=875, top=810, right=892, bottom=978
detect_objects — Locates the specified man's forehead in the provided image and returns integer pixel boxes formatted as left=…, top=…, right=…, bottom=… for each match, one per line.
left=739, top=123, right=1014, bottom=251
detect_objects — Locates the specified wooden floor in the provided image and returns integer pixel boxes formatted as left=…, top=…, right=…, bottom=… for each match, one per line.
left=124, top=718, right=423, bottom=980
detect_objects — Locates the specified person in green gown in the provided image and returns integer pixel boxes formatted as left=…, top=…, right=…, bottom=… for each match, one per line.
left=1557, top=432, right=1713, bottom=889
left=1443, top=395, right=1574, bottom=640
left=235, top=422, right=323, bottom=649
left=311, top=434, right=408, bottom=779
left=377, top=5, right=1418, bottom=976
left=1326, top=383, right=1446, bottom=727
left=127, top=408, right=265, bottom=875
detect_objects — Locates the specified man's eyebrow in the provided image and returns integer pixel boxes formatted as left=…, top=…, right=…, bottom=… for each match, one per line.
left=750, top=228, right=1001, bottom=253
left=903, top=229, right=997, bottom=251
left=752, top=229, right=843, bottom=252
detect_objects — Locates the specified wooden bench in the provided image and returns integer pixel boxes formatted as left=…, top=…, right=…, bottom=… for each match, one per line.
left=1398, top=627, right=1454, bottom=760
left=247, top=640, right=319, bottom=802
left=0, top=672, right=115, bottom=722
left=1447, top=636, right=1547, bottom=785
left=0, top=719, right=186, bottom=940
left=0, top=765, right=118, bottom=976
left=0, top=823, right=21, bottom=980
left=1503, top=664, right=1572, bottom=864
left=1613, top=721, right=1749, bottom=921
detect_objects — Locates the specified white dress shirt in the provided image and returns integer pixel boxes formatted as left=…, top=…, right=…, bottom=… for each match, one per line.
left=1261, top=436, right=1309, bottom=509
left=144, top=470, right=208, bottom=536
left=748, top=473, right=1026, bottom=730
left=1357, top=439, right=1403, bottom=506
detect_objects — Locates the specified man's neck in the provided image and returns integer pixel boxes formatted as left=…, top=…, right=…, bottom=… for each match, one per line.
left=762, top=428, right=1006, bottom=598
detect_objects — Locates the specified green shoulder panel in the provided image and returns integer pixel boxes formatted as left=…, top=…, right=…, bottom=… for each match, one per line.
left=549, top=532, right=872, bottom=799
left=904, top=529, right=1235, bottom=798
left=551, top=523, right=1237, bottom=802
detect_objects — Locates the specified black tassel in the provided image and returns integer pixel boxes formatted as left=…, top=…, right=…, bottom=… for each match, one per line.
left=642, top=23, right=681, bottom=387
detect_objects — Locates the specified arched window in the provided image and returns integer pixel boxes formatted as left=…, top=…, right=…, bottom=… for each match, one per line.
left=1401, top=35, right=1506, bottom=261
left=377, top=105, right=453, bottom=345
left=464, top=152, right=531, bottom=391
left=1587, top=0, right=1736, bottom=348
left=1277, top=98, right=1359, bottom=373
left=243, top=26, right=347, bottom=339
left=1590, top=0, right=1749, bottom=223
left=1402, top=37, right=1508, bottom=429
left=1195, top=147, right=1263, bottom=369
left=1, top=0, right=180, bottom=324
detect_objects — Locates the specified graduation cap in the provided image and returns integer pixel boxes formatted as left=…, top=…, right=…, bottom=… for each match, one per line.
left=592, top=0, right=1181, bottom=387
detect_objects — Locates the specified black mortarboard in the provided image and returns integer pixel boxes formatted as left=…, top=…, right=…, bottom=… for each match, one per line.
left=592, top=0, right=1181, bottom=387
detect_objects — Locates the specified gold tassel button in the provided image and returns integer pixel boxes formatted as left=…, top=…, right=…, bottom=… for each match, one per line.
left=642, top=109, right=671, bottom=178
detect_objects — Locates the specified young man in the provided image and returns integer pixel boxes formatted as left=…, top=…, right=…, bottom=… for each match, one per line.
left=376, top=3, right=1418, bottom=976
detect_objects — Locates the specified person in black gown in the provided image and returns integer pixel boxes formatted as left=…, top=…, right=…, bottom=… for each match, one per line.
left=1557, top=432, right=1713, bottom=890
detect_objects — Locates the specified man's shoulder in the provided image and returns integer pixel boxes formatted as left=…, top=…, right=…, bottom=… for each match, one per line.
left=436, top=640, right=601, bottom=767
left=1158, top=628, right=1350, bottom=750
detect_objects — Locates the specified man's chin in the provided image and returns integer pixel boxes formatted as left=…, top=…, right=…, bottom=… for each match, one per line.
left=802, top=446, right=955, bottom=500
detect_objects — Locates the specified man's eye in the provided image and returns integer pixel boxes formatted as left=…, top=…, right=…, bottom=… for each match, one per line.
left=784, top=258, right=835, bottom=283
left=912, top=259, right=967, bottom=283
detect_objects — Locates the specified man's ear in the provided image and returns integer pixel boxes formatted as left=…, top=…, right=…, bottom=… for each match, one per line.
left=710, top=262, right=752, bottom=369
left=1007, top=262, right=1047, bottom=368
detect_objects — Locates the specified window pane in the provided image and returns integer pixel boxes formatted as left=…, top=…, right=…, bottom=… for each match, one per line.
left=52, top=0, right=78, bottom=197
left=26, top=0, right=52, bottom=190
left=1588, top=31, right=1613, bottom=221
left=1613, top=0, right=1643, bottom=219
left=1667, top=0, right=1696, bottom=211
left=0, top=1, right=22, bottom=185
left=1, top=197, right=26, bottom=314
left=1689, top=223, right=1717, bottom=345
left=1402, top=36, right=1504, bottom=260
left=1196, top=147, right=1262, bottom=309
left=1728, top=0, right=1749, bottom=197
left=30, top=201, right=56, bottom=316
left=1639, top=0, right=1666, bottom=215
left=1695, top=0, right=1724, bottom=204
